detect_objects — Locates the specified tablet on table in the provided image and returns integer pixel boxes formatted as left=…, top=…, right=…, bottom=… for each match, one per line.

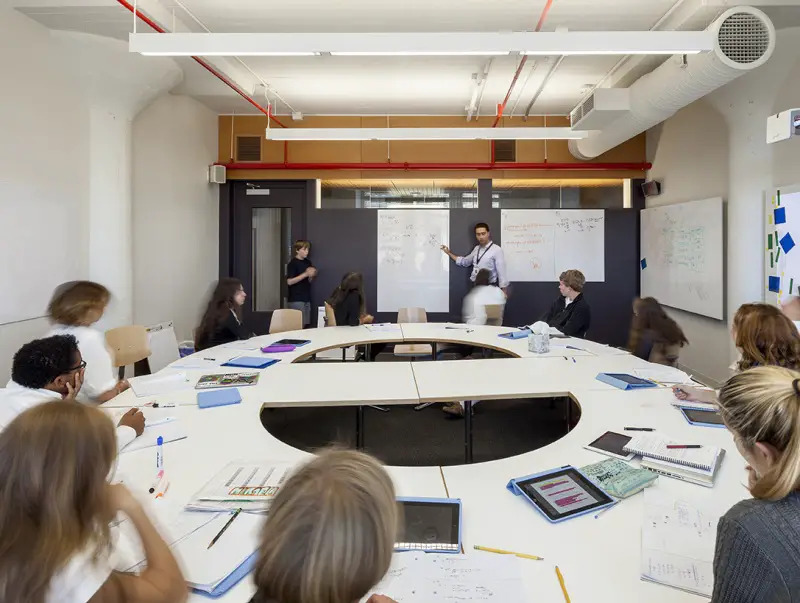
left=395, top=497, right=462, bottom=553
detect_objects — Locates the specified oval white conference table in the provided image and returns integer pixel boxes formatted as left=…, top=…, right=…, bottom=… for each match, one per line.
left=107, top=323, right=747, bottom=603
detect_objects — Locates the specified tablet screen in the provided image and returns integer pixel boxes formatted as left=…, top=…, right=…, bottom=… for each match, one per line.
left=396, top=500, right=460, bottom=551
left=517, top=468, right=613, bottom=521
left=605, top=373, right=654, bottom=385
left=681, top=407, right=725, bottom=425
left=587, top=431, right=632, bottom=457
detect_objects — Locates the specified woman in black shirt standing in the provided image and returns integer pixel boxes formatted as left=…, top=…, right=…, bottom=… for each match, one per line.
left=195, top=278, right=251, bottom=351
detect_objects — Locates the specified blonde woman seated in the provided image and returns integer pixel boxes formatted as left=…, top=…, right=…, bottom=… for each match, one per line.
left=0, top=402, right=186, bottom=603
left=251, top=449, right=399, bottom=603
left=674, top=303, right=800, bottom=404
left=712, top=366, right=800, bottom=601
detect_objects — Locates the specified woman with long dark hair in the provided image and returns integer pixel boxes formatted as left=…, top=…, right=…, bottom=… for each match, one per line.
left=327, top=272, right=386, bottom=361
left=195, top=278, right=251, bottom=351
left=627, top=297, right=688, bottom=366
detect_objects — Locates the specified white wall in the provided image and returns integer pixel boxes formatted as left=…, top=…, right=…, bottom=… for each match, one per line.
left=0, top=6, right=90, bottom=381
left=132, top=94, right=219, bottom=343
left=647, top=26, right=800, bottom=384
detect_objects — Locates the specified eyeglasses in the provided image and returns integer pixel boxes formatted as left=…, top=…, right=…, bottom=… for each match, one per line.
left=65, top=360, right=87, bottom=373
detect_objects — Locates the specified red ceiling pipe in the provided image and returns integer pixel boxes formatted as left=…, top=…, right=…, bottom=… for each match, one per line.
left=490, top=0, right=555, bottom=162
left=216, top=161, right=650, bottom=171
left=115, top=0, right=287, bottom=128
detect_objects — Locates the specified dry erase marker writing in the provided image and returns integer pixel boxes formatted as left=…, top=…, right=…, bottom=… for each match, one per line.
left=148, top=470, right=164, bottom=494
left=156, top=436, right=164, bottom=469
left=666, top=444, right=702, bottom=449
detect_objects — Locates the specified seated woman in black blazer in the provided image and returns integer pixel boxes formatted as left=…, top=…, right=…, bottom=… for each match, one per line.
left=542, top=269, right=591, bottom=338
left=195, top=278, right=252, bottom=351
left=327, top=272, right=385, bottom=361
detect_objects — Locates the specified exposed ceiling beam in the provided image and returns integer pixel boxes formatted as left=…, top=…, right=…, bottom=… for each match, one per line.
left=264, top=127, right=588, bottom=141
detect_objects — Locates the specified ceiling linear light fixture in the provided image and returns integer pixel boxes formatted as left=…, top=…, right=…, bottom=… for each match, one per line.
left=263, top=127, right=588, bottom=141
left=129, top=31, right=715, bottom=57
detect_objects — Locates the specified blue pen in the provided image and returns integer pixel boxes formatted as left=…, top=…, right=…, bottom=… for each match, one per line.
left=571, top=357, right=576, bottom=363
left=156, top=436, right=164, bottom=469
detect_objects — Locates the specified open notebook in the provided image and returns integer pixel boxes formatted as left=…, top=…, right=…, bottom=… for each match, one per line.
left=623, top=433, right=722, bottom=472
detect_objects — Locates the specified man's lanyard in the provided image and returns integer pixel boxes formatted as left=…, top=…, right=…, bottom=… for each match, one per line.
left=476, top=242, right=494, bottom=265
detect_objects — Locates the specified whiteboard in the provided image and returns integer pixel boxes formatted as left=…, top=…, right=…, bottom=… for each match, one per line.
left=640, top=198, right=723, bottom=320
left=501, top=210, right=605, bottom=282
left=377, top=210, right=449, bottom=313
left=765, top=185, right=800, bottom=305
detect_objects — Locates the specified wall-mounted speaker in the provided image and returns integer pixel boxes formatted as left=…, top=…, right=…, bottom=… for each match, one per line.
left=209, top=165, right=226, bottom=184
left=641, top=180, right=662, bottom=197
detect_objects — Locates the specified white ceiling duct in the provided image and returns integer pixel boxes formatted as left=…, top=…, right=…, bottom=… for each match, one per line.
left=569, top=6, right=775, bottom=160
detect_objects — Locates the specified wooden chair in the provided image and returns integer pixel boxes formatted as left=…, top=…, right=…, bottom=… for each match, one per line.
left=394, top=307, right=432, bottom=359
left=106, top=325, right=151, bottom=380
left=270, top=309, right=303, bottom=334
left=484, top=304, right=505, bottom=327
left=324, top=302, right=337, bottom=326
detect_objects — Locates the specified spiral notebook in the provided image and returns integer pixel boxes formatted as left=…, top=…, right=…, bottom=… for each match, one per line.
left=623, top=434, right=721, bottom=472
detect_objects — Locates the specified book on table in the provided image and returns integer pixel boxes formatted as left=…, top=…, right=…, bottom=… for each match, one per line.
left=186, top=460, right=293, bottom=513
left=623, top=433, right=725, bottom=487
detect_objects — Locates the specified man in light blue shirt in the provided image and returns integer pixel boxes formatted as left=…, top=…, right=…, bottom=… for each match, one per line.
left=441, top=222, right=509, bottom=293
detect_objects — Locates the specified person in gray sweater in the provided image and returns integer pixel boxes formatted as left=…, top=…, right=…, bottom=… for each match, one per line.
left=714, top=366, right=800, bottom=602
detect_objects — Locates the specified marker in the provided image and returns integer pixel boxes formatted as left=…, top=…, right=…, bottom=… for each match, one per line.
left=153, top=402, right=175, bottom=408
left=203, top=357, right=216, bottom=361
left=207, top=508, right=242, bottom=549
left=666, top=444, right=702, bottom=449
left=555, top=566, right=571, bottom=603
left=156, top=436, right=164, bottom=469
left=154, top=478, right=170, bottom=499
left=624, top=427, right=655, bottom=431
left=148, top=470, right=164, bottom=493
left=571, top=357, right=576, bottom=363
left=473, top=545, right=543, bottom=560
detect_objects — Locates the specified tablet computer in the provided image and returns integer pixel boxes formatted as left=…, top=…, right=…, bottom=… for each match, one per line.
left=395, top=497, right=461, bottom=553
left=678, top=406, right=726, bottom=428
left=508, top=466, right=615, bottom=523
left=584, top=431, right=635, bottom=461
left=273, top=338, right=311, bottom=346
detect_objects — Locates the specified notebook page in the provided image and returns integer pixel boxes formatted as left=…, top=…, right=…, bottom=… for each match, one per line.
left=362, top=553, right=527, bottom=602
left=640, top=489, right=721, bottom=597
left=128, top=372, right=189, bottom=397
left=624, top=433, right=719, bottom=470
left=120, top=419, right=188, bottom=453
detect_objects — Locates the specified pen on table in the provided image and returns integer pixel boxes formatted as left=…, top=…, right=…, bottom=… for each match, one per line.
left=473, top=545, right=544, bottom=561
left=203, top=357, right=216, bottom=361
left=666, top=444, right=703, bottom=449
left=624, top=427, right=655, bottom=431
left=152, top=473, right=168, bottom=498
left=208, top=508, right=242, bottom=549
left=594, top=499, right=620, bottom=519
left=555, top=566, right=571, bottom=603
left=156, top=436, right=164, bottom=470
left=154, top=479, right=170, bottom=499
left=153, top=402, right=175, bottom=408
left=571, top=357, right=576, bottom=363
left=148, top=470, right=164, bottom=493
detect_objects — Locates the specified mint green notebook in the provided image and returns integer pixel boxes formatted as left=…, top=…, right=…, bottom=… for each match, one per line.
left=580, top=458, right=658, bottom=499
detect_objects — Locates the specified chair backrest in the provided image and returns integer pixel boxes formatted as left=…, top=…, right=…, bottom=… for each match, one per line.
left=324, top=302, right=337, bottom=327
left=270, top=309, right=303, bottom=334
left=105, top=325, right=151, bottom=368
left=145, top=322, right=180, bottom=373
left=397, top=307, right=427, bottom=324
left=484, top=304, right=504, bottom=327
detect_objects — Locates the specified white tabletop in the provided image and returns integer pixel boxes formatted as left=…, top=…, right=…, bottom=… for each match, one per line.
left=102, top=324, right=746, bottom=602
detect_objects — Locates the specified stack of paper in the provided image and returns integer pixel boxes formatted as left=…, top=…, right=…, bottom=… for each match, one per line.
left=624, top=433, right=725, bottom=487
left=362, top=553, right=528, bottom=602
left=119, top=416, right=188, bottom=453
left=633, top=366, right=692, bottom=385
left=365, top=323, right=402, bottom=333
left=186, top=461, right=294, bottom=513
left=640, top=489, right=722, bottom=597
left=128, top=372, right=189, bottom=397
left=118, top=509, right=263, bottom=596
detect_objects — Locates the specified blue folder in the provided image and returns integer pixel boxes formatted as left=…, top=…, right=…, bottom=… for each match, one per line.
left=221, top=356, right=280, bottom=369
left=499, top=328, right=531, bottom=339
left=595, top=372, right=658, bottom=390
left=192, top=551, right=258, bottom=598
left=197, top=388, right=242, bottom=409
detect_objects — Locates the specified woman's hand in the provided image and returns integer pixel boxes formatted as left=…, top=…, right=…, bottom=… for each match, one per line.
left=672, top=385, right=714, bottom=403
left=366, top=595, right=398, bottom=603
left=360, top=314, right=375, bottom=324
left=107, top=483, right=142, bottom=516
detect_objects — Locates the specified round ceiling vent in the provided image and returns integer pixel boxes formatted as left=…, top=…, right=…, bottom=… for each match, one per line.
left=717, top=9, right=773, bottom=65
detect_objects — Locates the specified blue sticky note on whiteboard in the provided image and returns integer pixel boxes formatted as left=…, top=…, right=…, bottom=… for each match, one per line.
left=780, top=233, right=796, bottom=254
left=769, top=276, right=781, bottom=293
left=774, top=207, right=787, bottom=225
left=640, top=258, right=647, bottom=270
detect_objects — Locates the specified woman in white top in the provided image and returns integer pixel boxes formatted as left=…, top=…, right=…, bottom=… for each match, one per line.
left=0, top=402, right=186, bottom=603
left=47, top=281, right=129, bottom=403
